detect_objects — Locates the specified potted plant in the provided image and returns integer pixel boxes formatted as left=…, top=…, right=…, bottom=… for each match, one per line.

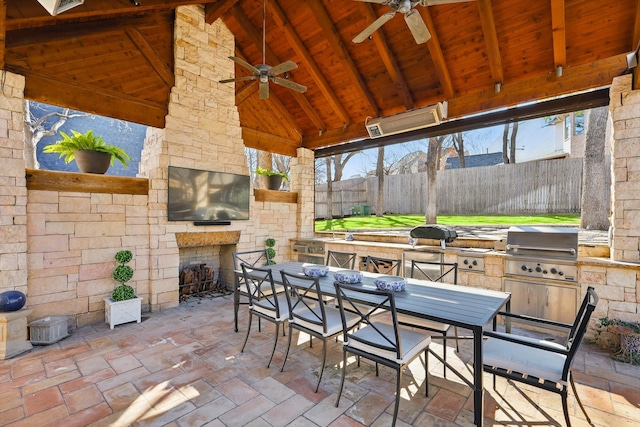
left=593, top=317, right=640, bottom=365
left=265, top=237, right=277, bottom=264
left=104, top=250, right=142, bottom=329
left=255, top=167, right=288, bottom=190
left=43, top=129, right=131, bottom=174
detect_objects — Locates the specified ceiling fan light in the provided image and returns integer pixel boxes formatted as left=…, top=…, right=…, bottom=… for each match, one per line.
left=37, top=0, right=84, bottom=16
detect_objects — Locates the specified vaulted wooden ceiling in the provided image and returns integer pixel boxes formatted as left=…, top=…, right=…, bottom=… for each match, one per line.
left=2, top=0, right=638, bottom=157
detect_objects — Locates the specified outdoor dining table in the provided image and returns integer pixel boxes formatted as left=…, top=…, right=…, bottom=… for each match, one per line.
left=266, top=261, right=511, bottom=427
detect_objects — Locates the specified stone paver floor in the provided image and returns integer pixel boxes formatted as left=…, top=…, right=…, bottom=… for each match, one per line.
left=1, top=293, right=638, bottom=426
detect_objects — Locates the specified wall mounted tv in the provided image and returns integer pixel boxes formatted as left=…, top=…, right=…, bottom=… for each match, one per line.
left=167, top=166, right=250, bottom=222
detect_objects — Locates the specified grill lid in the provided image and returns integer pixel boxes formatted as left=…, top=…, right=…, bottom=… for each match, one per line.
left=505, top=226, right=578, bottom=259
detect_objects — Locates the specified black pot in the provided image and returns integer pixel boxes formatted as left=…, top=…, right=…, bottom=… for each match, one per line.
left=74, top=150, right=111, bottom=174
left=266, top=175, right=283, bottom=190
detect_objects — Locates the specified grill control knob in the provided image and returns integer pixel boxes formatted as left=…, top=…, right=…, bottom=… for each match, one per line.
left=559, top=271, right=564, bottom=276
left=535, top=266, right=542, bottom=273
left=463, top=259, right=469, bottom=265
left=550, top=267, right=558, bottom=274
left=521, top=265, right=528, bottom=271
left=472, top=260, right=478, bottom=265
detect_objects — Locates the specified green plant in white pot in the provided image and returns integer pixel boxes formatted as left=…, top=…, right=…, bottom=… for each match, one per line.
left=104, top=250, right=142, bottom=329
left=43, top=129, right=131, bottom=174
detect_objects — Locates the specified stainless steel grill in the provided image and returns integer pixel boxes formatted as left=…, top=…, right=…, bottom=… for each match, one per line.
left=503, top=226, right=580, bottom=327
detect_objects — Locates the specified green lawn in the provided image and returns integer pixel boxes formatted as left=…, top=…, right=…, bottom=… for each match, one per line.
left=315, top=214, right=581, bottom=231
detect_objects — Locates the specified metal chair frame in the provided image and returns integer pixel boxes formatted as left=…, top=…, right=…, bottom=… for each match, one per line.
left=325, top=250, right=357, bottom=269
left=232, top=249, right=272, bottom=332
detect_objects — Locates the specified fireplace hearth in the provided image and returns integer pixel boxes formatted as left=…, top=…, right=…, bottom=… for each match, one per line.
left=179, top=263, right=227, bottom=300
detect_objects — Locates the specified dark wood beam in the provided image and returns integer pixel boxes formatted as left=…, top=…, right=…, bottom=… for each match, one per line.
left=125, top=28, right=174, bottom=87
left=477, top=0, right=503, bottom=86
left=632, top=0, right=640, bottom=90
left=204, top=0, right=238, bottom=25
left=242, top=128, right=299, bottom=157
left=269, top=0, right=342, bottom=128
left=314, top=87, right=611, bottom=158
left=306, top=0, right=381, bottom=118
left=360, top=3, right=414, bottom=110
left=551, top=0, right=566, bottom=69
left=419, top=6, right=454, bottom=99
left=0, top=2, right=6, bottom=69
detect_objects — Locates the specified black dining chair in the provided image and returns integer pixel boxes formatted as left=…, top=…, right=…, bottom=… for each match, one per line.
left=326, top=250, right=357, bottom=269
left=334, top=282, right=431, bottom=427
left=280, top=270, right=360, bottom=392
left=364, top=255, right=402, bottom=275
left=232, top=249, right=278, bottom=332
left=239, top=264, right=289, bottom=368
left=398, top=260, right=460, bottom=377
left=483, top=286, right=598, bottom=427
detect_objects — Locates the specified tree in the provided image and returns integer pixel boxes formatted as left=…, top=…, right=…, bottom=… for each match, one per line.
left=502, top=122, right=518, bottom=164
left=451, top=132, right=466, bottom=168
left=326, top=157, right=334, bottom=219
left=375, top=146, right=384, bottom=217
left=425, top=136, right=444, bottom=223
left=23, top=101, right=89, bottom=169
left=581, top=107, right=611, bottom=230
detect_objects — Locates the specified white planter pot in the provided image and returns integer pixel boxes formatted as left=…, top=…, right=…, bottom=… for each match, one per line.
left=104, top=296, right=142, bottom=329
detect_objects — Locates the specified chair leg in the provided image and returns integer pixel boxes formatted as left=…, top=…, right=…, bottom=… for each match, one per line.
left=392, top=367, right=402, bottom=427
left=336, top=350, right=348, bottom=408
left=234, top=289, right=240, bottom=333
left=281, top=324, right=293, bottom=372
left=423, top=349, right=429, bottom=397
left=570, top=373, right=593, bottom=426
left=561, top=389, right=572, bottom=427
left=315, top=338, right=327, bottom=393
left=241, top=311, right=253, bottom=353
left=267, top=321, right=279, bottom=368
left=453, top=326, right=460, bottom=352
left=442, top=333, right=448, bottom=378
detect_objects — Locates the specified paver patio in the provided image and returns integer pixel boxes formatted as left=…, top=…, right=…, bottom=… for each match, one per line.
left=1, top=293, right=638, bottom=426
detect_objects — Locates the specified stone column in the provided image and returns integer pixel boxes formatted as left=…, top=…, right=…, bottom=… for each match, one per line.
left=0, top=72, right=27, bottom=295
left=610, top=75, right=640, bottom=263
left=292, top=147, right=316, bottom=238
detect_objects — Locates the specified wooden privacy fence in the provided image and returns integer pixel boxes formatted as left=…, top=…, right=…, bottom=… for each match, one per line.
left=315, top=157, right=583, bottom=217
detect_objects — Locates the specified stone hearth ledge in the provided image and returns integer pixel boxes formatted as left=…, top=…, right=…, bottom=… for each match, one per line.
left=175, top=231, right=241, bottom=247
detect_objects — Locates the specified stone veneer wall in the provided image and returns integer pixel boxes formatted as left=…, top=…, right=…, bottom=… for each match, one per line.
left=0, top=72, right=27, bottom=296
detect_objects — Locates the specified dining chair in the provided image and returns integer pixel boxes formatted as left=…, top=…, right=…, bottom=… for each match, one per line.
left=240, top=264, right=289, bottom=368
left=232, top=249, right=274, bottom=332
left=325, top=250, right=357, bottom=269
left=334, top=282, right=431, bottom=427
left=483, top=286, right=598, bottom=427
left=397, top=259, right=460, bottom=378
left=280, top=270, right=360, bottom=392
left=364, top=255, right=402, bottom=275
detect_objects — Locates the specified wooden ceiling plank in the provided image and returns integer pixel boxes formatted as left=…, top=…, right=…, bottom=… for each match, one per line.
left=633, top=0, right=640, bottom=48
left=236, top=81, right=259, bottom=104
left=125, top=28, right=174, bottom=87
left=204, top=0, right=239, bottom=25
left=360, top=2, right=414, bottom=110
left=551, top=0, right=566, bottom=68
left=306, top=0, right=381, bottom=118
left=269, top=0, right=344, bottom=127
left=477, top=0, right=503, bottom=85
left=242, top=127, right=298, bottom=157
left=419, top=6, right=454, bottom=99
left=0, top=2, right=6, bottom=69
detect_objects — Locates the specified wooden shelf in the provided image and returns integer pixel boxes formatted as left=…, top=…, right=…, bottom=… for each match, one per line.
left=254, top=189, right=298, bottom=203
left=25, top=169, right=149, bottom=195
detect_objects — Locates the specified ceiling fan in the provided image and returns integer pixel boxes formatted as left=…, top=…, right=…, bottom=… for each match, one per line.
left=219, top=0, right=307, bottom=99
left=352, top=0, right=475, bottom=45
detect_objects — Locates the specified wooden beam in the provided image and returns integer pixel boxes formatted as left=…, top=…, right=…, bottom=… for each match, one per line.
left=20, top=72, right=166, bottom=128
left=242, top=128, right=299, bottom=157
left=360, top=2, right=414, bottom=110
left=419, top=6, right=454, bottom=99
left=236, top=81, right=258, bottom=105
left=204, top=0, right=238, bottom=25
left=269, top=0, right=344, bottom=127
left=254, top=189, right=298, bottom=204
left=551, top=0, right=566, bottom=68
left=306, top=0, right=381, bottom=117
left=125, top=28, right=174, bottom=87
left=633, top=0, right=640, bottom=90
left=0, top=1, right=5, bottom=70
left=477, top=0, right=503, bottom=85
left=26, top=168, right=149, bottom=195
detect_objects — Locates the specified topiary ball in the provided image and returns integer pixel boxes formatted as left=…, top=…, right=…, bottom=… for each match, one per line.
left=115, top=250, right=133, bottom=264
left=112, top=284, right=136, bottom=301
left=113, top=265, right=134, bottom=283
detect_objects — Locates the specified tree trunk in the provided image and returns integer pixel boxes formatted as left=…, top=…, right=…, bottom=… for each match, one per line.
left=452, top=132, right=465, bottom=168
left=509, top=122, right=518, bottom=163
left=376, top=147, right=384, bottom=217
left=326, top=157, right=334, bottom=219
left=502, top=124, right=510, bottom=164
left=425, top=137, right=441, bottom=223
left=581, top=107, right=611, bottom=230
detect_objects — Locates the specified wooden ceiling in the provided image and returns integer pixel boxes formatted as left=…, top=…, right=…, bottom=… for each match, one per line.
left=2, top=0, right=638, bottom=157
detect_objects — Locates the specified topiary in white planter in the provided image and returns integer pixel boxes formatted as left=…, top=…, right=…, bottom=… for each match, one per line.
left=105, top=250, right=141, bottom=329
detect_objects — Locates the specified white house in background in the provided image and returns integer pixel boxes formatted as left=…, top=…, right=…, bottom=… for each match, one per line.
left=486, top=112, right=586, bottom=162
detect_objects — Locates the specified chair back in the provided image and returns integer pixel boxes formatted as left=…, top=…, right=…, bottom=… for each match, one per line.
left=563, top=287, right=598, bottom=373
left=240, top=264, right=283, bottom=317
left=326, top=250, right=357, bottom=269
left=233, top=249, right=271, bottom=270
left=365, top=256, right=402, bottom=275
left=409, top=260, right=458, bottom=284
left=281, top=271, right=330, bottom=333
left=334, top=282, right=402, bottom=359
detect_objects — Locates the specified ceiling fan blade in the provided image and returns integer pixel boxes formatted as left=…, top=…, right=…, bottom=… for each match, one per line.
left=219, top=76, right=257, bottom=84
left=269, top=60, right=298, bottom=76
left=352, top=11, right=396, bottom=43
left=353, top=0, right=390, bottom=3
left=259, top=80, right=269, bottom=99
left=271, top=77, right=307, bottom=93
left=228, top=56, right=260, bottom=74
left=423, top=0, right=476, bottom=5
left=405, top=9, right=431, bottom=44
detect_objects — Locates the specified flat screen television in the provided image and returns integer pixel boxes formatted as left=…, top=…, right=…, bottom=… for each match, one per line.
left=167, top=166, right=250, bottom=221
